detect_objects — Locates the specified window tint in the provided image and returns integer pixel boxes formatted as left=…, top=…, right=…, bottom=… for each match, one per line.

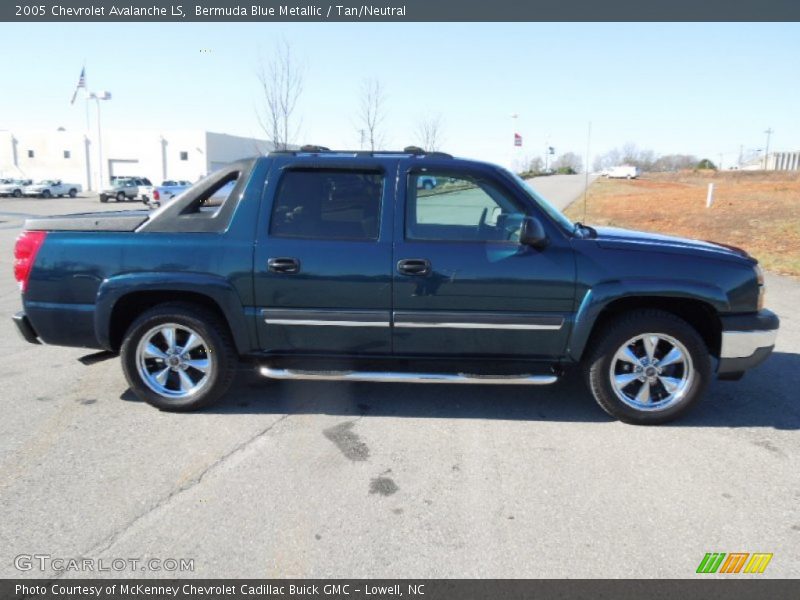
left=270, top=170, right=383, bottom=241
left=406, top=172, right=526, bottom=242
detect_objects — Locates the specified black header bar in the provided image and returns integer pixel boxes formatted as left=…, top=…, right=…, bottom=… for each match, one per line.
left=4, top=0, right=800, bottom=22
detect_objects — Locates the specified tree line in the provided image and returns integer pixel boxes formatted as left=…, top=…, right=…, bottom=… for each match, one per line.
left=257, top=41, right=443, bottom=152
left=257, top=41, right=718, bottom=172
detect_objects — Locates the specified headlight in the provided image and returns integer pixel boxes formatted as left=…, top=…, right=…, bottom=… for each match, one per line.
left=755, top=264, right=765, bottom=310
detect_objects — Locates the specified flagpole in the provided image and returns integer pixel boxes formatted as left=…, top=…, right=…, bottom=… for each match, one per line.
left=82, top=63, right=89, bottom=132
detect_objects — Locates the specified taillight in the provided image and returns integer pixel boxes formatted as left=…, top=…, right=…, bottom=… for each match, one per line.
left=14, top=230, right=47, bottom=293
left=153, top=189, right=160, bottom=200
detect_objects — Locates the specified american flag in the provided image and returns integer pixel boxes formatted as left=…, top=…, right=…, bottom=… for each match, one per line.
left=514, top=132, right=523, bottom=147
left=70, top=67, right=86, bottom=105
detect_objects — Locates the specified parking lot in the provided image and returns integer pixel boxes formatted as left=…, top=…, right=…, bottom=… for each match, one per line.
left=0, top=185, right=798, bottom=578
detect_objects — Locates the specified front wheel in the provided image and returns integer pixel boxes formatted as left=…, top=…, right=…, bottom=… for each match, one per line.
left=121, top=303, right=238, bottom=411
left=584, top=309, right=711, bottom=424
left=41, top=190, right=51, bottom=198
left=116, top=191, right=126, bottom=202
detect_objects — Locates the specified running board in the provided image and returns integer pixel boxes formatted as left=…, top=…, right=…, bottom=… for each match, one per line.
left=259, top=366, right=558, bottom=385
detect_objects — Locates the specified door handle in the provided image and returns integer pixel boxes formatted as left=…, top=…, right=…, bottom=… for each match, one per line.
left=397, top=258, right=431, bottom=276
left=268, top=257, right=300, bottom=274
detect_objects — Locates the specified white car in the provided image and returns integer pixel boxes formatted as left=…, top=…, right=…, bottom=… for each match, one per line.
left=22, top=180, right=82, bottom=198
left=149, top=180, right=193, bottom=207
left=0, top=179, right=33, bottom=197
left=606, top=165, right=640, bottom=179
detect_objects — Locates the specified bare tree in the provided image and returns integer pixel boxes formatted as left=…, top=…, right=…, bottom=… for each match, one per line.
left=527, top=156, right=544, bottom=173
left=595, top=144, right=659, bottom=171
left=416, top=114, right=444, bottom=152
left=552, top=152, right=583, bottom=174
left=651, top=154, right=698, bottom=172
left=257, top=40, right=303, bottom=151
left=358, top=78, right=386, bottom=150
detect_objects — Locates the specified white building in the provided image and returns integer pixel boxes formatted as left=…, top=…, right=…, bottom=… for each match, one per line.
left=740, top=150, right=800, bottom=171
left=0, top=129, right=274, bottom=190
left=765, top=151, right=800, bottom=171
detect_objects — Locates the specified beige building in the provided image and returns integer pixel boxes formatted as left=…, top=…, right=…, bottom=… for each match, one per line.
left=0, top=129, right=274, bottom=190
left=765, top=151, right=800, bottom=171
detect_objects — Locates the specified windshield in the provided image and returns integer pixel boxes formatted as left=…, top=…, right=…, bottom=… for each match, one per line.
left=509, top=172, right=575, bottom=233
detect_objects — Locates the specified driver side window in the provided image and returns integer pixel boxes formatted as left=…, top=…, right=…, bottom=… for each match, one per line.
left=406, top=172, right=526, bottom=242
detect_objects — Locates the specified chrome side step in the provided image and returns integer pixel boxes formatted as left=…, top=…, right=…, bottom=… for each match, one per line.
left=259, top=366, right=558, bottom=385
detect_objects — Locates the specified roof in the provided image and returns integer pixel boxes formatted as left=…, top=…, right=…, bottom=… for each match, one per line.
left=268, top=145, right=454, bottom=160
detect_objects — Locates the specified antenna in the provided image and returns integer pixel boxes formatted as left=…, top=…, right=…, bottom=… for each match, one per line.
left=583, top=121, right=591, bottom=222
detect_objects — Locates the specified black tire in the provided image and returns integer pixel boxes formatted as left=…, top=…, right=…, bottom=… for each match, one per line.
left=120, top=302, right=238, bottom=411
left=116, top=191, right=126, bottom=202
left=584, top=309, right=711, bottom=425
left=100, top=194, right=108, bottom=203
left=12, top=189, right=22, bottom=198
left=41, top=190, right=51, bottom=198
left=69, top=189, right=77, bottom=198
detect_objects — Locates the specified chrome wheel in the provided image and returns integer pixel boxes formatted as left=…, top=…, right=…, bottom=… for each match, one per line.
left=608, top=333, right=694, bottom=412
left=135, top=323, right=214, bottom=399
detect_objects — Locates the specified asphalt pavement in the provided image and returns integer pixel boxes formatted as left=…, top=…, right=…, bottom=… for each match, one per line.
left=0, top=185, right=797, bottom=579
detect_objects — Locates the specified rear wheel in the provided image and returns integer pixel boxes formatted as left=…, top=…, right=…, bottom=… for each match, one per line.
left=41, top=190, right=51, bottom=198
left=100, top=194, right=108, bottom=203
left=12, top=189, right=22, bottom=198
left=68, top=189, right=77, bottom=198
left=585, top=309, right=711, bottom=424
left=120, top=303, right=237, bottom=411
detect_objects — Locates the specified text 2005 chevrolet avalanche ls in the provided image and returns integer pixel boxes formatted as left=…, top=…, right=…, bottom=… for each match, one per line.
left=12, top=148, right=779, bottom=424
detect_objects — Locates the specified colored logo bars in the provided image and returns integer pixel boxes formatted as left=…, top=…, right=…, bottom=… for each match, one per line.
left=696, top=552, right=773, bottom=574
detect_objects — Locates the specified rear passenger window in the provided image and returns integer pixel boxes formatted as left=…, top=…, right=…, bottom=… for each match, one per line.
left=270, top=170, right=383, bottom=241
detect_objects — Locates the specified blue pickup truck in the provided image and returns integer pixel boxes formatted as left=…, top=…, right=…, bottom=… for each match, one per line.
left=12, top=147, right=778, bottom=424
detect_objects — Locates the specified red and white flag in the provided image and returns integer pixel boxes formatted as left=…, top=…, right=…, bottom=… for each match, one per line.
left=70, top=67, right=86, bottom=105
left=514, top=133, right=522, bottom=147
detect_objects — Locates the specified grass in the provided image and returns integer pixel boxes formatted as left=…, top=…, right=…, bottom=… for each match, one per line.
left=564, top=170, right=800, bottom=277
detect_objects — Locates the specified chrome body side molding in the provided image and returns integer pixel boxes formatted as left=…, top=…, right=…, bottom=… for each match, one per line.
left=260, top=366, right=558, bottom=385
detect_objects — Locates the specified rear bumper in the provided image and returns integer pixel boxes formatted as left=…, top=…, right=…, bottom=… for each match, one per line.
left=13, top=311, right=41, bottom=345
left=718, top=309, right=779, bottom=375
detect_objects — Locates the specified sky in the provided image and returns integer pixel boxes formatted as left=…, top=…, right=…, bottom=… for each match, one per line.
left=1, top=22, right=798, bottom=169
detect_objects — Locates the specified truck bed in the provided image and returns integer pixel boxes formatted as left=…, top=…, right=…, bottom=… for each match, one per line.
left=23, top=210, right=150, bottom=232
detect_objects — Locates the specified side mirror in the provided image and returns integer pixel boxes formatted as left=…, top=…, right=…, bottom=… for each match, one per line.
left=520, top=216, right=548, bottom=249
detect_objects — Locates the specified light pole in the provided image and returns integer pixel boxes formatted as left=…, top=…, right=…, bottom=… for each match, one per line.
left=763, top=128, right=773, bottom=170
left=510, top=113, right=519, bottom=171
left=89, top=91, right=111, bottom=189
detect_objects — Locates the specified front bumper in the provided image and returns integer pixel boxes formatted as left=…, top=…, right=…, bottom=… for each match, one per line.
left=718, top=309, right=779, bottom=375
left=13, top=311, right=41, bottom=345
